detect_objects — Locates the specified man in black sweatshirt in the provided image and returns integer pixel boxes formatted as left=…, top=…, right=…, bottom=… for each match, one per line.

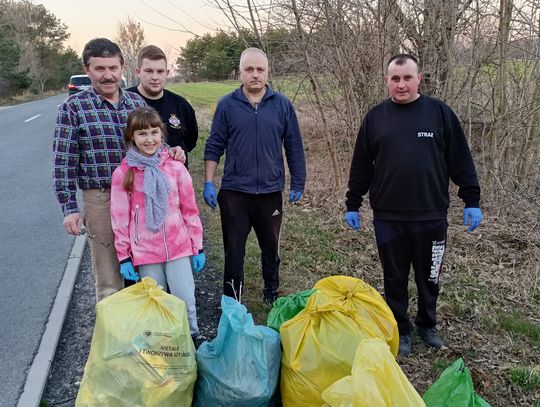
left=128, top=45, right=197, bottom=168
left=344, top=54, right=483, bottom=356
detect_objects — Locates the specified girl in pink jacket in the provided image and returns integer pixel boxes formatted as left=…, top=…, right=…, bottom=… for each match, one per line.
left=110, top=107, right=204, bottom=336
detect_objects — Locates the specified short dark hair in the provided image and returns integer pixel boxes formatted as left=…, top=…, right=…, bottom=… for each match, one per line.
left=387, top=54, right=420, bottom=69
left=137, top=45, right=167, bottom=67
left=82, top=38, right=124, bottom=66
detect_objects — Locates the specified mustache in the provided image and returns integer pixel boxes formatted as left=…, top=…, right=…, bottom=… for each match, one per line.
left=100, top=80, right=117, bottom=84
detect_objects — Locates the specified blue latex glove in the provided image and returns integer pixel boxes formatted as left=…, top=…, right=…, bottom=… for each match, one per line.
left=289, top=190, right=303, bottom=203
left=192, top=253, right=206, bottom=272
left=345, top=211, right=360, bottom=230
left=120, top=261, right=139, bottom=281
left=203, top=181, right=217, bottom=209
left=464, top=207, right=483, bottom=232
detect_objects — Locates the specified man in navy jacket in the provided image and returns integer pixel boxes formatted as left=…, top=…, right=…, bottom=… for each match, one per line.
left=203, top=48, right=307, bottom=304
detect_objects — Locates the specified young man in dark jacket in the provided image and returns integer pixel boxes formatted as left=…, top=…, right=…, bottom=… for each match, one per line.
left=128, top=45, right=198, bottom=168
left=344, top=54, right=483, bottom=356
left=203, top=48, right=307, bottom=304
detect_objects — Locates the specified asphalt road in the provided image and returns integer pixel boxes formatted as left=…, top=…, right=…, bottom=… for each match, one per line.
left=0, top=94, right=76, bottom=407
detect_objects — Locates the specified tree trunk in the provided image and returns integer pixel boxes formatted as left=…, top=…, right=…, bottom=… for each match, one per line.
left=486, top=0, right=512, bottom=191
left=290, top=0, right=342, bottom=188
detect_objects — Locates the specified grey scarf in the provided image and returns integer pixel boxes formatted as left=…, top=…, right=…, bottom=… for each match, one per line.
left=126, top=147, right=170, bottom=231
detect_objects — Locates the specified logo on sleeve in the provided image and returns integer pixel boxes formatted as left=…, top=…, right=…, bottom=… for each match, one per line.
left=417, top=131, right=434, bottom=138
left=168, top=114, right=182, bottom=129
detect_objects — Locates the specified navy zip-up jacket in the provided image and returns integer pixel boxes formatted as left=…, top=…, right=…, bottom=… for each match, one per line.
left=205, top=86, right=306, bottom=194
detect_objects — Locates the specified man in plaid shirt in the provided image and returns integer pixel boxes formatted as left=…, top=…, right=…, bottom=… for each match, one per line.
left=53, top=38, right=184, bottom=300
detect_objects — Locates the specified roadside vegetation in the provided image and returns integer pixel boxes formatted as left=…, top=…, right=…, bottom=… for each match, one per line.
left=0, top=0, right=81, bottom=104
left=170, top=77, right=540, bottom=406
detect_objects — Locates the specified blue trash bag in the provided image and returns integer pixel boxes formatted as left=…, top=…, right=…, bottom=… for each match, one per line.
left=194, top=295, right=281, bottom=407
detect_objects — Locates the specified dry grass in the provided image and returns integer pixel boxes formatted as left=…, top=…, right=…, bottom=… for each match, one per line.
left=0, top=89, right=63, bottom=106
left=190, top=88, right=539, bottom=406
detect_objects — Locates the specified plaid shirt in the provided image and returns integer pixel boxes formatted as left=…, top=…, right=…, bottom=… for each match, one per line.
left=53, top=88, right=146, bottom=215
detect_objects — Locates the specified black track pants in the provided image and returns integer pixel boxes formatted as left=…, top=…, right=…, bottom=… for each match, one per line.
left=374, top=219, right=447, bottom=335
left=217, top=189, right=283, bottom=299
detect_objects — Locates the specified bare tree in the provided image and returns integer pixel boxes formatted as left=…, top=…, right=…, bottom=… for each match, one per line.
left=116, top=17, right=145, bottom=87
left=210, top=0, right=540, bottom=204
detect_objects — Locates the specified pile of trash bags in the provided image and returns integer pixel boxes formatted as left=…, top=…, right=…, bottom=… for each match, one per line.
left=279, top=276, right=400, bottom=405
left=76, top=275, right=490, bottom=406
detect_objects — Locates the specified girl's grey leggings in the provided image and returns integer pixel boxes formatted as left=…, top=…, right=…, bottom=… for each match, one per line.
left=138, top=256, right=199, bottom=336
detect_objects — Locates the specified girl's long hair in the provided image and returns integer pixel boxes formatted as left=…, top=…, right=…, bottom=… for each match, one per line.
left=123, top=106, right=167, bottom=192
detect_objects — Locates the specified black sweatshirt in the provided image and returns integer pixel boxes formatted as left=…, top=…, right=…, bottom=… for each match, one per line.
left=128, top=87, right=199, bottom=156
left=345, top=95, right=480, bottom=221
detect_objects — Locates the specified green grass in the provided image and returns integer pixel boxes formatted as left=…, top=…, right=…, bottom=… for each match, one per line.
left=498, top=310, right=540, bottom=346
left=167, top=78, right=311, bottom=109
left=270, top=77, right=311, bottom=102
left=507, top=367, right=540, bottom=391
left=167, top=81, right=238, bottom=109
left=430, top=358, right=453, bottom=375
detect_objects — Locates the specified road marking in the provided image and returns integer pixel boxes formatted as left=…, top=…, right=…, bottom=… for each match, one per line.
left=24, top=114, right=41, bottom=123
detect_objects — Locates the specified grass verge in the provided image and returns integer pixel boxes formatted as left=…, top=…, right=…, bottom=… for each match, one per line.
left=167, top=82, right=237, bottom=109
left=507, top=367, right=540, bottom=391
left=498, top=310, right=540, bottom=346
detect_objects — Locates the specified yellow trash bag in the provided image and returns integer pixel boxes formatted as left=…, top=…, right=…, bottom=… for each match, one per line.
left=76, top=277, right=197, bottom=407
left=314, top=276, right=398, bottom=356
left=321, top=339, right=425, bottom=407
left=280, top=290, right=370, bottom=407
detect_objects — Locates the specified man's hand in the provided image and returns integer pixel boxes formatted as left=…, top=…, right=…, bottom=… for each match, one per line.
left=289, top=190, right=303, bottom=203
left=464, top=207, right=483, bottom=232
left=169, top=146, right=186, bottom=163
left=120, top=261, right=139, bottom=281
left=63, top=213, right=83, bottom=235
left=345, top=211, right=361, bottom=230
left=203, top=181, right=217, bottom=209
left=192, top=252, right=206, bottom=273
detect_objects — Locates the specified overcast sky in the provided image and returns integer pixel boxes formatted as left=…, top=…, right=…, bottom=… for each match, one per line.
left=37, top=0, right=226, bottom=58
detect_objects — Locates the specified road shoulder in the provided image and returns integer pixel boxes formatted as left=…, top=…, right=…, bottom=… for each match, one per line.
left=18, top=235, right=85, bottom=407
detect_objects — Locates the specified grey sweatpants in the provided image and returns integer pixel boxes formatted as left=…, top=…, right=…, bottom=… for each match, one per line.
left=138, top=256, right=199, bottom=336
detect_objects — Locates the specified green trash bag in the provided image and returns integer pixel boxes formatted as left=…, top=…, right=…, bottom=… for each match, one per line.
left=266, top=289, right=315, bottom=332
left=423, top=358, right=490, bottom=407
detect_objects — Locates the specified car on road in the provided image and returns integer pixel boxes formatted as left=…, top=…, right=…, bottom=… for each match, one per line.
left=68, top=74, right=91, bottom=95
left=68, top=75, right=127, bottom=96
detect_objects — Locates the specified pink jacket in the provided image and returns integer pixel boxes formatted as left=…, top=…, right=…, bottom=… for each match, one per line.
left=110, top=150, right=203, bottom=266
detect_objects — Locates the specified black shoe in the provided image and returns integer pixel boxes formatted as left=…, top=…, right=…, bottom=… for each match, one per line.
left=417, top=326, right=444, bottom=349
left=263, top=290, right=278, bottom=305
left=398, top=333, right=412, bottom=356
